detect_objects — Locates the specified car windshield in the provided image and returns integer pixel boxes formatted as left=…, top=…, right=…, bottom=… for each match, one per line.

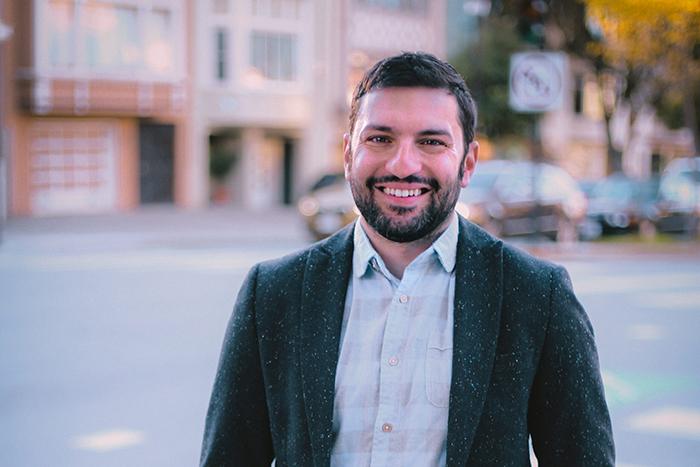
left=592, top=178, right=635, bottom=201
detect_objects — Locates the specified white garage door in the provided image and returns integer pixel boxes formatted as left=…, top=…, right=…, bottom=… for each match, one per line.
left=29, top=122, right=117, bottom=216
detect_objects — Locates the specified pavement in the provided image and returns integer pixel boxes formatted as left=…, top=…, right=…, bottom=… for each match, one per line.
left=1, top=205, right=699, bottom=260
left=0, top=205, right=309, bottom=254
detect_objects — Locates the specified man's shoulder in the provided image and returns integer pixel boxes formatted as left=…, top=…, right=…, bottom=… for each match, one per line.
left=458, top=217, right=562, bottom=276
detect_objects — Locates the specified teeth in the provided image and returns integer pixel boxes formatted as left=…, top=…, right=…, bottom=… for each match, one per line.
left=382, top=187, right=423, bottom=198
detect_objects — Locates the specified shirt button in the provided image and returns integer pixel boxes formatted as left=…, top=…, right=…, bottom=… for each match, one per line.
left=388, top=356, right=399, bottom=366
left=398, top=295, right=408, bottom=304
left=381, top=423, right=393, bottom=433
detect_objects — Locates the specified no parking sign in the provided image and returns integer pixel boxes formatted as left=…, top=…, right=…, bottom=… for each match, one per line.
left=509, top=52, right=566, bottom=113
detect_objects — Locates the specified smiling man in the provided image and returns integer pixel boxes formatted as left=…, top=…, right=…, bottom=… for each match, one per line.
left=201, top=52, right=614, bottom=467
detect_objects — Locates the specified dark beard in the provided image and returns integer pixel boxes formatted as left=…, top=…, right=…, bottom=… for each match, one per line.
left=349, top=175, right=461, bottom=243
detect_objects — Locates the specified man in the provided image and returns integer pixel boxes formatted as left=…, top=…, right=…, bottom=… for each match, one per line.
left=201, top=52, right=614, bottom=466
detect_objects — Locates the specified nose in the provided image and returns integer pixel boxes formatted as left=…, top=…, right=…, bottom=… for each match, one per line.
left=385, top=141, right=422, bottom=179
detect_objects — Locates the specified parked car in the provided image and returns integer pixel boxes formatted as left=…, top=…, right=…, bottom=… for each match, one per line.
left=645, top=157, right=700, bottom=235
left=297, top=173, right=358, bottom=240
left=456, top=160, right=587, bottom=241
left=580, top=173, right=659, bottom=239
left=300, top=161, right=588, bottom=242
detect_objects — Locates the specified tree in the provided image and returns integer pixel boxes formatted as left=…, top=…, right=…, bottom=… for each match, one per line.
left=584, top=0, right=700, bottom=154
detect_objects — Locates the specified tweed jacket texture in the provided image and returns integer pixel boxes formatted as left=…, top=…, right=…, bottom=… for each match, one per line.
left=200, top=217, right=615, bottom=467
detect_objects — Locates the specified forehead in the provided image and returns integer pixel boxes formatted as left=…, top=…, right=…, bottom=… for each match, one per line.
left=355, top=87, right=461, bottom=133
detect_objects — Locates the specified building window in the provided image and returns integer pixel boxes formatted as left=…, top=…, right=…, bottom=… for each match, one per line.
left=356, top=0, right=427, bottom=12
left=215, top=28, right=228, bottom=82
left=252, top=0, right=301, bottom=19
left=44, top=1, right=176, bottom=77
left=144, top=8, right=174, bottom=74
left=250, top=31, right=297, bottom=81
left=48, top=0, right=76, bottom=67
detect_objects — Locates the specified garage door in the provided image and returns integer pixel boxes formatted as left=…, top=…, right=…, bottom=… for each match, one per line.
left=29, top=122, right=117, bottom=216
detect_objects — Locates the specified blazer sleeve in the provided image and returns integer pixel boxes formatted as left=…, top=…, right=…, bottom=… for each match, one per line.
left=200, top=264, right=275, bottom=467
left=528, top=266, right=615, bottom=467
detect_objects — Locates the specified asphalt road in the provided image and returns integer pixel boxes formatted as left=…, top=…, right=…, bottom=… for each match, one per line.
left=1, top=207, right=698, bottom=467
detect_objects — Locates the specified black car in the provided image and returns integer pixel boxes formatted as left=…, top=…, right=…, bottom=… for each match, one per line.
left=646, top=158, right=700, bottom=236
left=456, top=160, right=587, bottom=242
left=581, top=173, right=659, bottom=238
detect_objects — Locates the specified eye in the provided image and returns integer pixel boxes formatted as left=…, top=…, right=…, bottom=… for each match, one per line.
left=420, top=138, right=447, bottom=147
left=367, top=135, right=391, bottom=144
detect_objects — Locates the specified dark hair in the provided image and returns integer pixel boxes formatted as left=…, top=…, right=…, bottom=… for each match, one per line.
left=348, top=52, right=477, bottom=149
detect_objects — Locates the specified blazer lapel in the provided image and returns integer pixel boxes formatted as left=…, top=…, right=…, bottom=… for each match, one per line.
left=446, top=218, right=504, bottom=466
left=299, top=225, right=354, bottom=467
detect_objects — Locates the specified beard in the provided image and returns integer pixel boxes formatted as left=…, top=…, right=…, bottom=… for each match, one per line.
left=349, top=174, right=462, bottom=243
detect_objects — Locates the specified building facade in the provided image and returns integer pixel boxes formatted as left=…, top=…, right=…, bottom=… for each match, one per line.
left=193, top=0, right=446, bottom=209
left=2, top=0, right=448, bottom=216
left=2, top=0, right=194, bottom=217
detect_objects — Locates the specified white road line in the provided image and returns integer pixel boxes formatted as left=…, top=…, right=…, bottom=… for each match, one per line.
left=71, top=428, right=144, bottom=452
left=628, top=406, right=700, bottom=441
left=627, top=324, right=665, bottom=341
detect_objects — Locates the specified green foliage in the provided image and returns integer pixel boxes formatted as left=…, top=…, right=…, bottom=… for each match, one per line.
left=209, top=149, right=236, bottom=181
left=451, top=16, right=536, bottom=140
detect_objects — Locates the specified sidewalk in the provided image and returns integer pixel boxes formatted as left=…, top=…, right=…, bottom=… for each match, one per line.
left=2, top=206, right=698, bottom=259
left=0, top=205, right=310, bottom=253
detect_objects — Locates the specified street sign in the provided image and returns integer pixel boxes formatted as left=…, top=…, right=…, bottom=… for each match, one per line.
left=509, top=52, right=566, bottom=113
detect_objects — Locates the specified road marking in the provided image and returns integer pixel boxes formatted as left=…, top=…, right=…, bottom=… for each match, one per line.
left=627, top=324, right=665, bottom=341
left=71, top=428, right=144, bottom=452
left=628, top=406, right=700, bottom=441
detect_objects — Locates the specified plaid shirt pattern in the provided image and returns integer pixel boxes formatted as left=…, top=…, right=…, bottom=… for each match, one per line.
left=330, top=216, right=458, bottom=467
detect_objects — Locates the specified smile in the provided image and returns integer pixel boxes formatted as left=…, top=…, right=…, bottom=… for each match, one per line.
left=381, top=187, right=427, bottom=198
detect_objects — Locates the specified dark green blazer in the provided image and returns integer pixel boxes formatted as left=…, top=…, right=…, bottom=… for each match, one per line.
left=201, top=217, right=614, bottom=466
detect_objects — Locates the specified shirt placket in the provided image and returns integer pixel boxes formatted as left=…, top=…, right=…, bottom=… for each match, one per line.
left=370, top=264, right=421, bottom=467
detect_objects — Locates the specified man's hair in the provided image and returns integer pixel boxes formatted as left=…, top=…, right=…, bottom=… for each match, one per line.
left=348, top=52, right=477, bottom=149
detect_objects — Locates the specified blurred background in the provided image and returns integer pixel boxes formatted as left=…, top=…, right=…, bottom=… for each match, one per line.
left=0, top=0, right=699, bottom=466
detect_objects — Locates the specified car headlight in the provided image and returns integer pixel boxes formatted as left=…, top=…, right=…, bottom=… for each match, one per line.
left=298, top=196, right=319, bottom=217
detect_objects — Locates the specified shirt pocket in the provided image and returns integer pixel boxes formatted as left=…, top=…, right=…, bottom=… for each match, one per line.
left=425, top=330, right=453, bottom=408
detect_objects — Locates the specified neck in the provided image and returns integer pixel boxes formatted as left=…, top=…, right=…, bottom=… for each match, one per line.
left=360, top=213, right=454, bottom=279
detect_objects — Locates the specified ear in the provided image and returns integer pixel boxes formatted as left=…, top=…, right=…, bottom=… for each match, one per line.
left=343, top=133, right=352, bottom=179
left=460, top=141, right=479, bottom=188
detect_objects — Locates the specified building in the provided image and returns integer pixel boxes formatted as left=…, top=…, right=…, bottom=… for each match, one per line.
left=540, top=56, right=695, bottom=181
left=1, top=0, right=448, bottom=217
left=193, top=0, right=446, bottom=209
left=1, top=0, right=194, bottom=217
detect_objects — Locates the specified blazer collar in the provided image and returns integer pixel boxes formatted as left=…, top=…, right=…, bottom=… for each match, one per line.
left=299, top=223, right=355, bottom=467
left=446, top=217, right=504, bottom=466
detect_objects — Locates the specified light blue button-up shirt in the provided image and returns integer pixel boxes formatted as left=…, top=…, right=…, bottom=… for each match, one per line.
left=331, top=215, right=458, bottom=467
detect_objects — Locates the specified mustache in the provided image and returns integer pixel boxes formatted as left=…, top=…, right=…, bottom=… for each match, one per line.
left=366, top=175, right=440, bottom=191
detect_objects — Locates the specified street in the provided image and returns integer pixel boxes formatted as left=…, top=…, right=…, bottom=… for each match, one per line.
left=1, top=208, right=699, bottom=467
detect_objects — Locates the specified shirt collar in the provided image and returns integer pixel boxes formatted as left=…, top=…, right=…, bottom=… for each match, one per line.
left=352, top=214, right=459, bottom=278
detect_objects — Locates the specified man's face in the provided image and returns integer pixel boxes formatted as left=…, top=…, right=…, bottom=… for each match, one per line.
left=344, top=87, right=478, bottom=243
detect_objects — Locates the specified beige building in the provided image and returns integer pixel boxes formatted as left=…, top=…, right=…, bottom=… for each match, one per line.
left=193, top=0, right=446, bottom=209
left=1, top=0, right=448, bottom=217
